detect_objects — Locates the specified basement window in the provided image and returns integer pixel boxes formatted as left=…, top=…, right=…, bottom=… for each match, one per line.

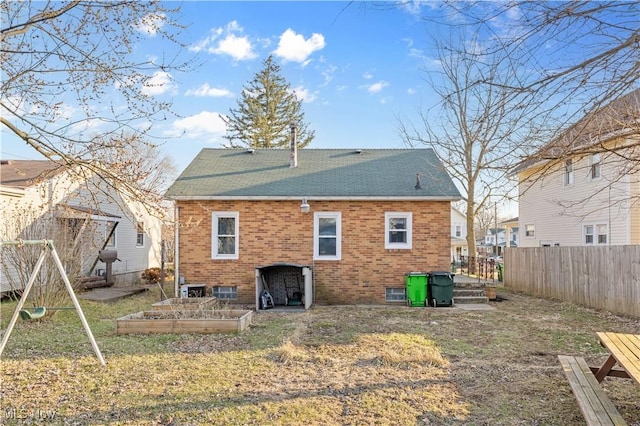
left=385, top=287, right=406, bottom=302
left=212, top=286, right=237, bottom=300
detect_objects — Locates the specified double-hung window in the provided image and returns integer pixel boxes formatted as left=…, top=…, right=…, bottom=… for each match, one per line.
left=136, top=222, right=144, bottom=247
left=525, top=224, right=535, bottom=238
left=212, top=212, right=239, bottom=259
left=106, top=220, right=117, bottom=247
left=590, top=154, right=601, bottom=180
left=385, top=212, right=412, bottom=249
left=584, top=223, right=607, bottom=245
left=314, top=212, right=341, bottom=260
left=564, top=159, right=574, bottom=186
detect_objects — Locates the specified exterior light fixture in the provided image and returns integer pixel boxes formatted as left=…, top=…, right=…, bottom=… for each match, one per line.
left=300, top=197, right=310, bottom=213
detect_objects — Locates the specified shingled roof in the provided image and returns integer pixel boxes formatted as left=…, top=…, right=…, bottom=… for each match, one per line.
left=0, top=160, right=63, bottom=189
left=165, top=148, right=461, bottom=200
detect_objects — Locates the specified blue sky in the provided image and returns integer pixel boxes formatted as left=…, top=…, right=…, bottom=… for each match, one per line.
left=2, top=1, right=444, bottom=174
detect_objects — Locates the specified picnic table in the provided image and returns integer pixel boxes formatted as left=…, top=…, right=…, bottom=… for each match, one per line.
left=592, top=332, right=640, bottom=384
left=558, top=332, right=640, bottom=425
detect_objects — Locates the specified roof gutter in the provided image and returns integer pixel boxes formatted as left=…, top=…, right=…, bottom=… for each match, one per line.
left=0, top=186, right=25, bottom=198
left=165, top=195, right=462, bottom=201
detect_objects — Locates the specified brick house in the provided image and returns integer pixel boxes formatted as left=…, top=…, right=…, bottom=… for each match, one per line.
left=165, top=146, right=461, bottom=308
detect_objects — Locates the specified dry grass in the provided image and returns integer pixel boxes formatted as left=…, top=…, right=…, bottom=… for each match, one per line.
left=1, top=287, right=639, bottom=425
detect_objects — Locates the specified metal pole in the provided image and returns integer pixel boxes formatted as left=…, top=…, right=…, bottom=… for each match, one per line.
left=494, top=201, right=498, bottom=255
left=0, top=242, right=49, bottom=358
left=49, top=242, right=106, bottom=366
left=160, top=240, right=166, bottom=301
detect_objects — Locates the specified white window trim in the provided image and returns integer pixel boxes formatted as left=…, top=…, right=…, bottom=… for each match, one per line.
left=212, top=212, right=239, bottom=259
left=314, top=212, right=341, bottom=261
left=525, top=224, right=535, bottom=238
left=589, top=154, right=602, bottom=181
left=136, top=221, right=145, bottom=248
left=564, top=159, right=574, bottom=186
left=583, top=222, right=608, bottom=246
left=385, top=212, right=412, bottom=249
left=105, top=220, right=117, bottom=248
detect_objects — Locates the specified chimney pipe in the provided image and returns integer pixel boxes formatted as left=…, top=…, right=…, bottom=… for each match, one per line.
left=289, top=123, right=297, bottom=168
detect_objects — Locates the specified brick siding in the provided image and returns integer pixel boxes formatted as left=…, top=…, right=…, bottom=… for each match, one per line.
left=177, top=200, right=451, bottom=305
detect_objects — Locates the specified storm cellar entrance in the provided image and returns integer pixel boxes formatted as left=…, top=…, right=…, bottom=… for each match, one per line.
left=255, top=264, right=313, bottom=311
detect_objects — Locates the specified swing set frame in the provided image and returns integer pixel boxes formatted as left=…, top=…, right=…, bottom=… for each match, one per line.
left=0, top=239, right=106, bottom=366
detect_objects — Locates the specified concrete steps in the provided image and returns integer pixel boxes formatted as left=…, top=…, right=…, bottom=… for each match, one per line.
left=453, top=288, right=489, bottom=305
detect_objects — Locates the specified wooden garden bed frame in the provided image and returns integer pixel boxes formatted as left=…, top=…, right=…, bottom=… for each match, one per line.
left=115, top=309, right=252, bottom=334
left=151, top=297, right=217, bottom=311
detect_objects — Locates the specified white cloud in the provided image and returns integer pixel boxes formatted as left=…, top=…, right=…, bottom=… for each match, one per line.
left=210, top=34, right=256, bottom=61
left=274, top=29, right=325, bottom=63
left=363, top=72, right=374, bottom=80
left=141, top=71, right=175, bottom=96
left=135, top=13, right=166, bottom=37
left=168, top=111, right=228, bottom=139
left=367, top=81, right=389, bottom=94
left=407, top=88, right=416, bottom=95
left=190, top=21, right=257, bottom=61
left=185, top=83, right=234, bottom=98
left=292, top=86, right=317, bottom=103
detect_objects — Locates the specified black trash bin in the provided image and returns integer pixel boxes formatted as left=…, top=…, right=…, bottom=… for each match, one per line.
left=428, top=271, right=454, bottom=307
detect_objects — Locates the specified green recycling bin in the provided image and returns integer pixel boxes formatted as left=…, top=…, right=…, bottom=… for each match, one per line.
left=497, top=263, right=504, bottom=282
left=405, top=272, right=428, bottom=307
left=428, top=271, right=454, bottom=307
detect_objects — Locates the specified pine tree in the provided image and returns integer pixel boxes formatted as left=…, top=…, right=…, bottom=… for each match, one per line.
left=221, top=55, right=314, bottom=149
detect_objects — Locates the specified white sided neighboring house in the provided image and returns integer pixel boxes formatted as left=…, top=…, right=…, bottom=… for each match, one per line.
left=0, top=159, right=162, bottom=293
left=516, top=89, right=640, bottom=247
left=450, top=206, right=468, bottom=261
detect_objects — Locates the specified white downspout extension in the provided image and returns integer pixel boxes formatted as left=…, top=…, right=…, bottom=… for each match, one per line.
left=174, top=204, right=180, bottom=298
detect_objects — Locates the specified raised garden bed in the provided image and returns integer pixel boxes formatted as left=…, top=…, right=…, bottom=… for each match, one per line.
left=115, top=309, right=252, bottom=335
left=151, top=297, right=217, bottom=311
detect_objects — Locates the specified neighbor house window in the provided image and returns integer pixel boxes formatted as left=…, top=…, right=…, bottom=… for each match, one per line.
left=455, top=225, right=462, bottom=237
left=106, top=221, right=117, bottom=247
left=136, top=221, right=144, bottom=247
left=590, top=154, right=601, bottom=180
left=564, top=159, right=574, bottom=186
left=584, top=223, right=608, bottom=245
left=385, top=212, right=412, bottom=249
left=212, top=286, right=237, bottom=299
left=385, top=287, right=406, bottom=302
left=314, top=212, right=341, bottom=260
left=212, top=212, right=239, bottom=259
left=525, top=224, right=535, bottom=237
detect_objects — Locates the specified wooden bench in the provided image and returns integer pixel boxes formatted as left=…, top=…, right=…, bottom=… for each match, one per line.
left=558, top=355, right=627, bottom=426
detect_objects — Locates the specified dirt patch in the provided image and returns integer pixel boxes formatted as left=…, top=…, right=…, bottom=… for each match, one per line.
left=1, top=288, right=639, bottom=425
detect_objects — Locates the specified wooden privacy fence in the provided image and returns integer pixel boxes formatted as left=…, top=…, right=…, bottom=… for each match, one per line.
left=504, top=245, right=640, bottom=318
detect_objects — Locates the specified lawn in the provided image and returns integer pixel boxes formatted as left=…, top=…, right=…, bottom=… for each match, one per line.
left=1, top=287, right=639, bottom=425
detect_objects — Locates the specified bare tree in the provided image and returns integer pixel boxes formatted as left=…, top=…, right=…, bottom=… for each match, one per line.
left=1, top=1, right=188, bottom=211
left=0, top=204, right=94, bottom=311
left=399, top=34, right=538, bottom=257
left=422, top=2, right=640, bottom=204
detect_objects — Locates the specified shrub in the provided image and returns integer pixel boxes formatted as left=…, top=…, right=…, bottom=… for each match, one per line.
left=142, top=267, right=162, bottom=284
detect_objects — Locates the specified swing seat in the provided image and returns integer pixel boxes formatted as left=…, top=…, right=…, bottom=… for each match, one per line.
left=19, top=307, right=47, bottom=320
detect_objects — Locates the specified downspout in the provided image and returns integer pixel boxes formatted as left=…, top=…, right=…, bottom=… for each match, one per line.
left=174, top=203, right=180, bottom=298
